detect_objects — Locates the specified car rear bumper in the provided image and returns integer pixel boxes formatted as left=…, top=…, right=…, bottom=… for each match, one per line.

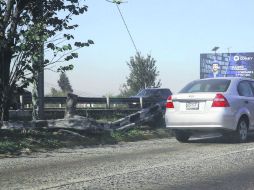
left=165, top=109, right=237, bottom=131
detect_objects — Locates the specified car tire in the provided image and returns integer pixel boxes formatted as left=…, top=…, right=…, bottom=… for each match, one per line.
left=235, top=118, right=248, bottom=143
left=174, top=131, right=190, bottom=143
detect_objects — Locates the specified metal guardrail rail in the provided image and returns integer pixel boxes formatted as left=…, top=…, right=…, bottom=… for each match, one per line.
left=21, top=96, right=159, bottom=110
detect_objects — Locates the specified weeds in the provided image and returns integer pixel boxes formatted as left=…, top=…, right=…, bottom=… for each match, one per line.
left=0, top=127, right=172, bottom=156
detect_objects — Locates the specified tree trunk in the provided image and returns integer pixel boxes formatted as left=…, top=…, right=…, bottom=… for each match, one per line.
left=0, top=48, right=12, bottom=124
left=1, top=86, right=10, bottom=122
left=32, top=72, right=39, bottom=121
left=0, top=50, right=3, bottom=124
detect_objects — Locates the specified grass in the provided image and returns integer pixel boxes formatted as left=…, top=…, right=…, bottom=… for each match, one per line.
left=1, top=108, right=172, bottom=156
left=0, top=141, right=20, bottom=154
left=0, top=129, right=63, bottom=156
left=112, top=128, right=172, bottom=142
left=0, top=126, right=173, bottom=156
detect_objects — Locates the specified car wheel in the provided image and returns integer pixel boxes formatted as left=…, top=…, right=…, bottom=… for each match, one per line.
left=174, top=131, right=190, bottom=143
left=235, top=118, right=248, bottom=143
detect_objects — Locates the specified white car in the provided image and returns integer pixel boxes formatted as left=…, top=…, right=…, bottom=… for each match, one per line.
left=165, top=77, right=254, bottom=143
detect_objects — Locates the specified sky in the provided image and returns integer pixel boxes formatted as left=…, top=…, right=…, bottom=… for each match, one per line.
left=44, top=0, right=254, bottom=97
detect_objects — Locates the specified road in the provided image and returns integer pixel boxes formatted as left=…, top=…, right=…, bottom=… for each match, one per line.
left=1, top=136, right=254, bottom=190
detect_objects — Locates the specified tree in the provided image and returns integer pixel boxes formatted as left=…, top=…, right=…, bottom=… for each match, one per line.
left=58, top=73, right=73, bottom=94
left=120, top=52, right=161, bottom=97
left=47, top=87, right=64, bottom=97
left=46, top=73, right=73, bottom=97
left=0, top=0, right=93, bottom=122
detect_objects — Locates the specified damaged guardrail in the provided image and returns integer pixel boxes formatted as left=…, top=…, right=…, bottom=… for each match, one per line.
left=3, top=94, right=165, bottom=133
left=19, top=94, right=159, bottom=110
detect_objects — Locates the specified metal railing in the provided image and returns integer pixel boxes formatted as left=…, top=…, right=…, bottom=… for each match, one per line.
left=20, top=96, right=159, bottom=110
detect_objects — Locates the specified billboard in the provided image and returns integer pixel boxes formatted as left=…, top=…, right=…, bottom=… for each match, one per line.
left=200, top=52, right=254, bottom=79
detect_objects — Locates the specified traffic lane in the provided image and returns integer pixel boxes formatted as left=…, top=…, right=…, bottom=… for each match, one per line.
left=0, top=137, right=251, bottom=189
left=47, top=136, right=254, bottom=190
left=0, top=137, right=254, bottom=189
left=1, top=139, right=192, bottom=189
left=172, top=166, right=254, bottom=190
left=50, top=143, right=254, bottom=190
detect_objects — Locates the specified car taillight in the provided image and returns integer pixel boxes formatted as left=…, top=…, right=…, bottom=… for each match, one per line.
left=166, top=95, right=174, bottom=109
left=212, top=93, right=230, bottom=107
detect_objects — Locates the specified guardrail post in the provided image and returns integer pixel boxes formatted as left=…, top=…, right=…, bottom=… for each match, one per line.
left=106, top=97, right=110, bottom=109
left=65, top=93, right=78, bottom=118
left=139, top=97, right=143, bottom=109
left=19, top=95, right=24, bottom=110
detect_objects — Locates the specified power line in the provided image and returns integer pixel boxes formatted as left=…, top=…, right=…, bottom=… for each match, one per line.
left=116, top=4, right=138, bottom=53
left=106, top=0, right=139, bottom=53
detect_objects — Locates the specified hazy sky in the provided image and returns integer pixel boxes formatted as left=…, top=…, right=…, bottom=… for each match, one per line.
left=45, top=0, right=254, bottom=96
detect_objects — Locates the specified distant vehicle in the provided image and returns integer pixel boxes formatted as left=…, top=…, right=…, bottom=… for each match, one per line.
left=129, top=88, right=172, bottom=109
left=165, top=77, right=254, bottom=143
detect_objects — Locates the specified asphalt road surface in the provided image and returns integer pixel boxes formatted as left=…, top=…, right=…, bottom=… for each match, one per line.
left=1, top=135, right=254, bottom=190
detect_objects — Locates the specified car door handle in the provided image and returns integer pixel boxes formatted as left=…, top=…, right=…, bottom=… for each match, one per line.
left=245, top=100, right=249, bottom=104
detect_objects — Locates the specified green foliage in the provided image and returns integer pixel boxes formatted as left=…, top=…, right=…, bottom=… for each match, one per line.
left=116, top=129, right=143, bottom=141
left=119, top=84, right=136, bottom=98
left=47, top=87, right=66, bottom=97
left=120, top=52, right=161, bottom=97
left=111, top=131, right=125, bottom=142
left=0, top=129, right=62, bottom=155
left=0, top=0, right=93, bottom=121
left=0, top=141, right=19, bottom=154
left=112, top=129, right=144, bottom=142
left=57, top=73, right=73, bottom=93
left=46, top=73, right=73, bottom=97
left=111, top=128, right=172, bottom=142
left=0, top=127, right=173, bottom=155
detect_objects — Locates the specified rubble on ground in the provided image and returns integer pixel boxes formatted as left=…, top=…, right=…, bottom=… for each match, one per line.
left=1, top=104, right=164, bottom=134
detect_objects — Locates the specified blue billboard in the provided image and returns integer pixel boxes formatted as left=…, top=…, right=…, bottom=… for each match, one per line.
left=200, top=52, right=254, bottom=79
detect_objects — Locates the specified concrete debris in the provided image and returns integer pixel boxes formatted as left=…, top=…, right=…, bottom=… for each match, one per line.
left=56, top=129, right=90, bottom=141
left=1, top=104, right=164, bottom=133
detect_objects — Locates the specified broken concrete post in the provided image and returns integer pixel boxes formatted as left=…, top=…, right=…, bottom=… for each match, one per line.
left=65, top=93, right=78, bottom=118
left=139, top=97, right=143, bottom=109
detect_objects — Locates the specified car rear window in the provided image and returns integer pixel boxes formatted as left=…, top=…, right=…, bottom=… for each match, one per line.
left=179, top=79, right=231, bottom=93
left=137, top=89, right=154, bottom=96
left=136, top=89, right=171, bottom=97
